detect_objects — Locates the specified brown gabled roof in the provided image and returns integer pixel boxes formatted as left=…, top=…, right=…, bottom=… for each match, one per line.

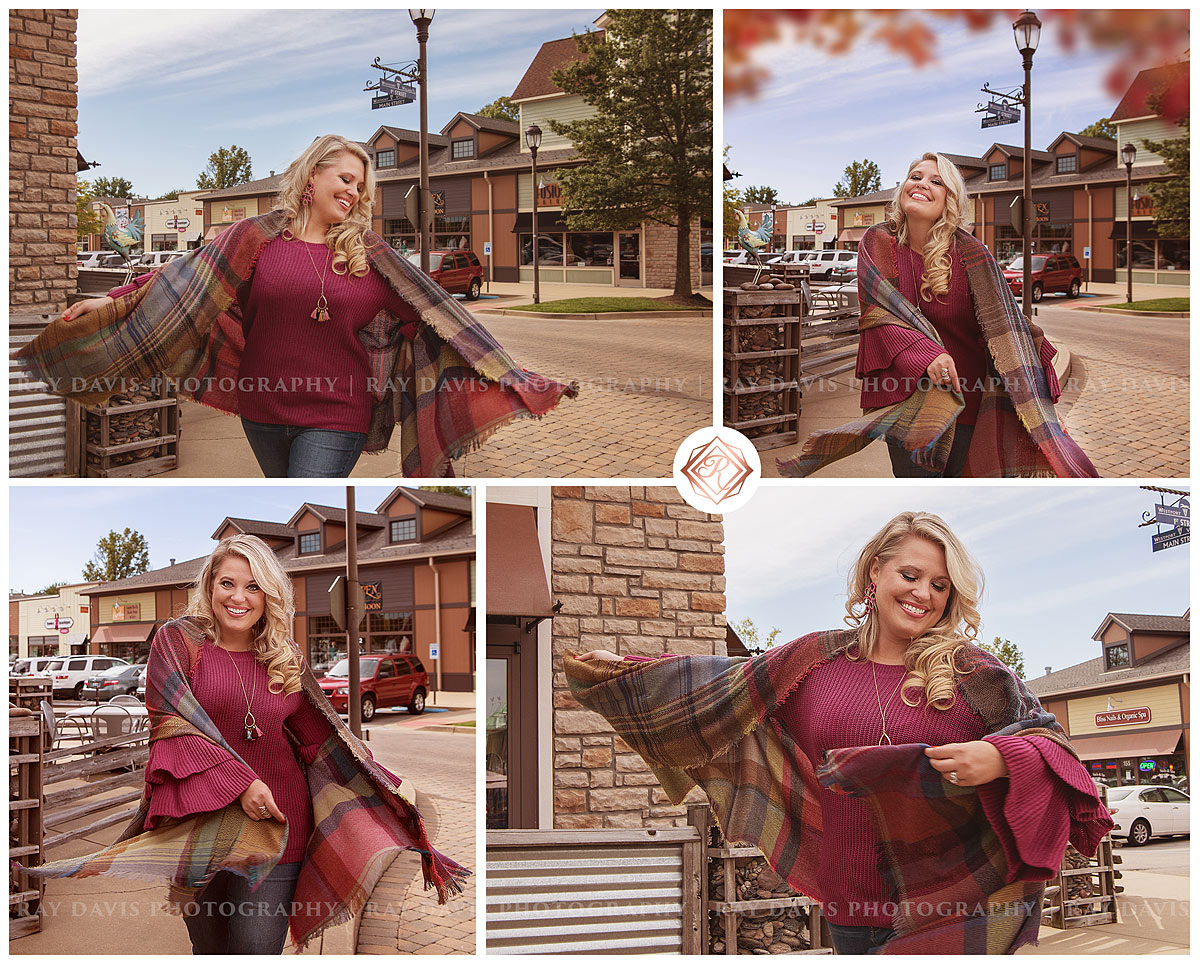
left=964, top=160, right=1170, bottom=194
left=287, top=503, right=387, bottom=530
left=1110, top=62, right=1189, bottom=122
left=380, top=487, right=471, bottom=514
left=1093, top=612, right=1191, bottom=640
left=84, top=555, right=209, bottom=594
left=377, top=142, right=580, bottom=181
left=196, top=174, right=282, bottom=201
left=828, top=188, right=894, bottom=207
left=512, top=32, right=602, bottom=100
left=938, top=153, right=987, bottom=171
left=1026, top=641, right=1189, bottom=697
left=444, top=112, right=520, bottom=137
left=212, top=517, right=297, bottom=541
left=987, top=143, right=1056, bottom=163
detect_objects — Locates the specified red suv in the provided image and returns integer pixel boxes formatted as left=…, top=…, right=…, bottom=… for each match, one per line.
left=1003, top=253, right=1082, bottom=302
left=317, top=654, right=429, bottom=721
left=406, top=250, right=483, bottom=300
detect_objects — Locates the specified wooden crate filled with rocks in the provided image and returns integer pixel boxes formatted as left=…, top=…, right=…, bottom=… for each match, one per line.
left=688, top=805, right=832, bottom=955
left=82, top=379, right=180, bottom=477
left=723, top=281, right=803, bottom=450
left=1042, top=797, right=1121, bottom=930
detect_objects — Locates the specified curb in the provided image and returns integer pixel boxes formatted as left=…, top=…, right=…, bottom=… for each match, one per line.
left=477, top=308, right=711, bottom=320
left=1074, top=305, right=1189, bottom=318
left=419, top=724, right=476, bottom=735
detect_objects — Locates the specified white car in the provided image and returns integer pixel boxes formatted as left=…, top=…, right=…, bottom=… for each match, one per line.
left=804, top=249, right=858, bottom=280
left=46, top=654, right=131, bottom=700
left=1106, top=784, right=1190, bottom=846
left=767, top=249, right=820, bottom=266
left=77, top=251, right=106, bottom=269
left=723, top=249, right=749, bottom=265
left=11, top=656, right=62, bottom=676
left=137, top=250, right=185, bottom=269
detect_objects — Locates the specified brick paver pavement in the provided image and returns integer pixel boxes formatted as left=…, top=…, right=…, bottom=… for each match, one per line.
left=357, top=728, right=476, bottom=955
left=1039, top=307, right=1189, bottom=478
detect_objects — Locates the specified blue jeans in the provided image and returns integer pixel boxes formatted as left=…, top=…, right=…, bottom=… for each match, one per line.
left=827, top=922, right=897, bottom=955
left=241, top=418, right=366, bottom=478
left=887, top=423, right=974, bottom=479
left=183, top=860, right=301, bottom=955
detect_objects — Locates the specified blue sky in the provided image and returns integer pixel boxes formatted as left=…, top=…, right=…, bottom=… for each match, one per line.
left=723, top=485, right=1190, bottom=681
left=725, top=15, right=1178, bottom=205
left=9, top=485, right=420, bottom=592
left=77, top=8, right=604, bottom=198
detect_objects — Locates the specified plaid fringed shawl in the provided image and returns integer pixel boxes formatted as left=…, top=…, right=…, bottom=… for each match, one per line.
left=20, top=619, right=469, bottom=951
left=565, top=630, right=1112, bottom=955
left=777, top=224, right=1097, bottom=478
left=13, top=210, right=576, bottom=476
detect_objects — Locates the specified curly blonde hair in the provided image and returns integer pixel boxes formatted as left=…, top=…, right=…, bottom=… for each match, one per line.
left=844, top=511, right=983, bottom=710
left=187, top=534, right=303, bottom=695
left=276, top=134, right=376, bottom=277
left=885, top=152, right=970, bottom=302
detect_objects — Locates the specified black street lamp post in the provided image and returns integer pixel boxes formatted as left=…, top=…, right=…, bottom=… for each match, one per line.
left=1122, top=142, right=1136, bottom=303
left=526, top=123, right=542, bottom=305
left=409, top=9, right=434, bottom=275
left=1013, top=9, right=1041, bottom=319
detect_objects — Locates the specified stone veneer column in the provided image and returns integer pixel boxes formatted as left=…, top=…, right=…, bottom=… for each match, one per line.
left=550, top=485, right=725, bottom=829
left=10, top=9, right=78, bottom=311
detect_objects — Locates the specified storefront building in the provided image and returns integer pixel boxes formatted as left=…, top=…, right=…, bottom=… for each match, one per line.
left=142, top=191, right=207, bottom=251
left=1026, top=612, right=1189, bottom=789
left=10, top=582, right=97, bottom=660
left=830, top=189, right=893, bottom=251
left=79, top=488, right=476, bottom=692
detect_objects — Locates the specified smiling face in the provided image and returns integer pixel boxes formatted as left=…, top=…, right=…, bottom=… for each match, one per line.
left=898, top=158, right=948, bottom=226
left=210, top=554, right=266, bottom=647
left=868, top=534, right=951, bottom=653
left=308, top=151, right=367, bottom=231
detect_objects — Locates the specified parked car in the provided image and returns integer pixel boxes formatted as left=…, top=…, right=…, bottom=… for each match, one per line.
left=1106, top=784, right=1190, bottom=845
left=766, top=249, right=820, bottom=267
left=804, top=249, right=858, bottom=280
left=97, top=253, right=130, bottom=269
left=77, top=251, right=106, bottom=268
left=406, top=250, right=483, bottom=300
left=81, top=663, right=145, bottom=702
left=136, top=664, right=148, bottom=702
left=46, top=654, right=131, bottom=700
left=723, top=250, right=749, bottom=265
left=11, top=656, right=61, bottom=677
left=136, top=250, right=184, bottom=269
left=316, top=653, right=429, bottom=721
left=830, top=253, right=859, bottom=280
left=1002, top=253, right=1082, bottom=302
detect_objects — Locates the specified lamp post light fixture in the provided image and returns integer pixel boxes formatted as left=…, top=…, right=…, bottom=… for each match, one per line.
left=409, top=9, right=435, bottom=275
left=526, top=122, right=542, bottom=305
left=1122, top=141, right=1136, bottom=303
left=1013, top=9, right=1041, bottom=319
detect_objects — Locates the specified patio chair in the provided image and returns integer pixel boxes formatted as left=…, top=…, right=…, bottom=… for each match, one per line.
left=108, top=694, right=143, bottom=707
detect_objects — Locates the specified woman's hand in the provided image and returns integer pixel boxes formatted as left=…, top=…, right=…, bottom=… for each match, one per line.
left=239, top=779, right=285, bottom=822
left=924, top=740, right=1008, bottom=786
left=575, top=649, right=621, bottom=663
left=927, top=353, right=960, bottom=391
left=61, top=296, right=113, bottom=322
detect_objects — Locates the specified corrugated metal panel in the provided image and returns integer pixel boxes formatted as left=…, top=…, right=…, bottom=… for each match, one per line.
left=10, top=315, right=69, bottom=477
left=487, top=830, right=701, bottom=954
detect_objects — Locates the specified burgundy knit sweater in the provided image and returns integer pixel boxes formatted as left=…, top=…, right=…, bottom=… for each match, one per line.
left=143, top=643, right=332, bottom=863
left=856, top=243, right=1060, bottom=425
left=773, top=653, right=1077, bottom=926
left=108, top=237, right=421, bottom=433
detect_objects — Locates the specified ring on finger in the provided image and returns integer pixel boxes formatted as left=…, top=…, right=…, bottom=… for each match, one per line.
left=258, top=805, right=270, bottom=819
left=948, top=770, right=960, bottom=785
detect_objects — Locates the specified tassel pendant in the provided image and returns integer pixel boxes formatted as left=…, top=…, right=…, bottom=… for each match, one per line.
left=311, top=296, right=330, bottom=323
left=244, top=712, right=262, bottom=741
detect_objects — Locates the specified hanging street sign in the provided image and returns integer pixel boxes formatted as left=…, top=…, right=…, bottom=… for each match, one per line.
left=1151, top=526, right=1189, bottom=552
left=1155, top=502, right=1189, bottom=527
left=987, top=100, right=1020, bottom=121
left=372, top=93, right=413, bottom=110
left=982, top=113, right=1018, bottom=128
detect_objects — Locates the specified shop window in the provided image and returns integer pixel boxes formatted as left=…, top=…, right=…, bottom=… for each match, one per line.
left=1105, top=642, right=1131, bottom=670
left=989, top=163, right=1007, bottom=181
left=519, top=232, right=565, bottom=266
left=390, top=518, right=417, bottom=543
left=566, top=232, right=613, bottom=267
left=9, top=636, right=18, bottom=661
left=377, top=149, right=396, bottom=169
left=1115, top=240, right=1156, bottom=270
left=451, top=139, right=474, bottom=160
left=299, top=531, right=321, bottom=555
left=1056, top=155, right=1077, bottom=174
left=369, top=611, right=413, bottom=653
left=1157, top=239, right=1189, bottom=271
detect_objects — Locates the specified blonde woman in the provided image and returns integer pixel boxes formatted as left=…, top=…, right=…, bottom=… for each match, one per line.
left=23, top=535, right=467, bottom=954
left=780, top=152, right=1095, bottom=478
left=19, top=135, right=574, bottom=478
left=568, top=512, right=1111, bottom=954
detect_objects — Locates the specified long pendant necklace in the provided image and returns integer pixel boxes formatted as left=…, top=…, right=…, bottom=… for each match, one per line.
left=303, top=241, right=331, bottom=323
left=871, top=661, right=906, bottom=746
left=223, top=646, right=262, bottom=741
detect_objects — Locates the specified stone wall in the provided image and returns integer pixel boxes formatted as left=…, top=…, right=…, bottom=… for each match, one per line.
left=643, top=218, right=703, bottom=290
left=550, top=485, right=725, bottom=828
left=10, top=8, right=78, bottom=310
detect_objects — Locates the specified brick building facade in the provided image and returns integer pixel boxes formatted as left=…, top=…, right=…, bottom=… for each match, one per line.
left=9, top=8, right=78, bottom=310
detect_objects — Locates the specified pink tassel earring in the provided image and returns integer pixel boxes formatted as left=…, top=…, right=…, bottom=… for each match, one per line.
left=863, top=580, right=877, bottom=615
left=301, top=180, right=314, bottom=206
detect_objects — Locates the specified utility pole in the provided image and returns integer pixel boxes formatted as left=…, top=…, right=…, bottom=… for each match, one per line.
left=346, top=486, right=362, bottom=738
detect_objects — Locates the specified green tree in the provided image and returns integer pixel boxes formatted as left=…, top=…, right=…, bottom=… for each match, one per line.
left=34, top=581, right=69, bottom=595
left=742, top=185, right=781, bottom=205
left=550, top=10, right=713, bottom=298
left=979, top=636, right=1025, bottom=680
left=833, top=159, right=882, bottom=198
left=1140, top=90, right=1188, bottom=238
left=155, top=187, right=187, bottom=201
left=81, top=528, right=150, bottom=582
left=76, top=179, right=104, bottom=240
left=91, top=176, right=134, bottom=198
left=196, top=145, right=254, bottom=191
left=475, top=95, right=519, bottom=122
left=1077, top=118, right=1117, bottom=140
left=723, top=147, right=743, bottom=247
left=420, top=485, right=472, bottom=498
left=731, top=617, right=782, bottom=656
